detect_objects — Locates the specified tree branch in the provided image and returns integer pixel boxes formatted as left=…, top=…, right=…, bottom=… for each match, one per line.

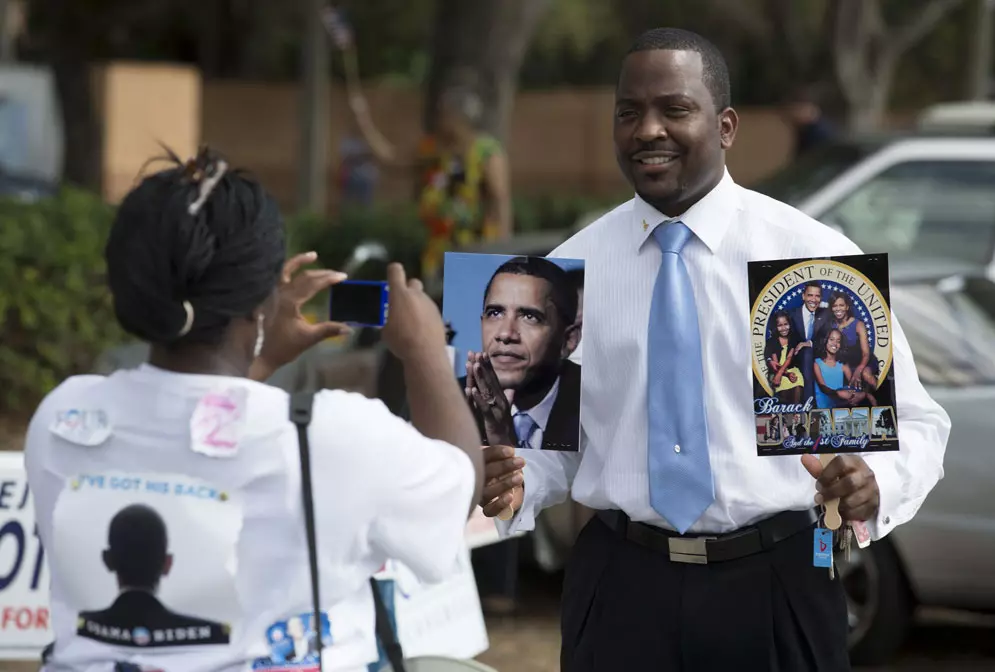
left=701, top=0, right=774, bottom=42
left=890, top=0, right=968, bottom=57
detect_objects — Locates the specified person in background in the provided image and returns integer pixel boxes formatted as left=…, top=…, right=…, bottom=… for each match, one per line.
left=780, top=85, right=838, bottom=159
left=337, top=44, right=513, bottom=279
left=337, top=115, right=380, bottom=209
left=25, top=147, right=484, bottom=672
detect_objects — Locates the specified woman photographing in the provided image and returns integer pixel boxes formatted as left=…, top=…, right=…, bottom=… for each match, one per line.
left=25, top=148, right=486, bottom=672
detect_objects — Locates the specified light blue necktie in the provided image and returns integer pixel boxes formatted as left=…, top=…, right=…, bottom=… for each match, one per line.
left=647, top=221, right=714, bottom=534
left=513, top=412, right=538, bottom=450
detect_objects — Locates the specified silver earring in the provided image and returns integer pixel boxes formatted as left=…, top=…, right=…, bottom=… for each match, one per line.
left=253, top=314, right=265, bottom=358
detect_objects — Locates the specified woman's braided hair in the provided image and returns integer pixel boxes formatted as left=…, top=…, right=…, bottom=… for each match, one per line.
left=105, top=145, right=286, bottom=346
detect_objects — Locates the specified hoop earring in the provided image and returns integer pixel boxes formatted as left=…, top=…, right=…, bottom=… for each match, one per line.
left=253, top=314, right=265, bottom=359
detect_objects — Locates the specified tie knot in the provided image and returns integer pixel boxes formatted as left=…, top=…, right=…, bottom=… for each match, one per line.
left=652, top=220, right=693, bottom=254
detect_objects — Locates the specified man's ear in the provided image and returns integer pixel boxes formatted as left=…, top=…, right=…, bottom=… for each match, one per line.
left=102, top=549, right=113, bottom=572
left=718, top=106, right=739, bottom=150
left=562, top=324, right=581, bottom=358
left=162, top=554, right=173, bottom=577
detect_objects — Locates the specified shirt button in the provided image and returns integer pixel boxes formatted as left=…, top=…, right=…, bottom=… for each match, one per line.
left=883, top=516, right=891, bottom=525
left=674, top=444, right=681, bottom=453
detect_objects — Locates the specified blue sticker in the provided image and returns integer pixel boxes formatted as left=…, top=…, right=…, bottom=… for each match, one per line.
left=813, top=527, right=833, bottom=568
left=251, top=611, right=331, bottom=670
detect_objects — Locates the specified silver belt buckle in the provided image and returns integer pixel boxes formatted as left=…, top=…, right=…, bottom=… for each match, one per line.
left=668, top=536, right=715, bottom=564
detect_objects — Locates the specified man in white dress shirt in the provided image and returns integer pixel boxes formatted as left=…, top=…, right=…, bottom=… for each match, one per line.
left=478, top=28, right=950, bottom=671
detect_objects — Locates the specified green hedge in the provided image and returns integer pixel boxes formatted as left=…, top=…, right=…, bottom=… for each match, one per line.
left=0, top=190, right=622, bottom=414
left=0, top=187, right=123, bottom=414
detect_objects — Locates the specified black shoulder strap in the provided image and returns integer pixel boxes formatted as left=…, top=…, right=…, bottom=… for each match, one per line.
left=290, top=392, right=325, bottom=670
left=289, top=392, right=406, bottom=672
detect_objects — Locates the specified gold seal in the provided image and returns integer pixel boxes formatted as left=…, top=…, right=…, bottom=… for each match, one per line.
left=750, top=259, right=892, bottom=397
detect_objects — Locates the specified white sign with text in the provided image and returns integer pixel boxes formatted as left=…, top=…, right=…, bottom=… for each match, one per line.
left=0, top=452, right=52, bottom=660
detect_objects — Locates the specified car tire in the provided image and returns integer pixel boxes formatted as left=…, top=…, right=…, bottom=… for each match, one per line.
left=841, top=537, right=915, bottom=667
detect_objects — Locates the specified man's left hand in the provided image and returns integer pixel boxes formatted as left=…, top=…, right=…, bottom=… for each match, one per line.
left=801, top=454, right=880, bottom=522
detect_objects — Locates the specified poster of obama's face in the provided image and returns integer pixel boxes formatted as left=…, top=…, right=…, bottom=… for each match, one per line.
left=443, top=253, right=584, bottom=452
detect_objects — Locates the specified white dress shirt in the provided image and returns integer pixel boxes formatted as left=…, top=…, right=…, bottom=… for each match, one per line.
left=501, top=169, right=950, bottom=540
left=26, top=364, right=474, bottom=672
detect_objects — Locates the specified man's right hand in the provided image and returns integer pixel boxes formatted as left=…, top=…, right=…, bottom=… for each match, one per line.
left=382, top=262, right=447, bottom=361
left=480, top=444, right=525, bottom=518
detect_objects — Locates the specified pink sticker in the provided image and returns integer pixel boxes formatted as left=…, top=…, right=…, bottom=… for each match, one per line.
left=852, top=520, right=872, bottom=548
left=189, top=387, right=248, bottom=458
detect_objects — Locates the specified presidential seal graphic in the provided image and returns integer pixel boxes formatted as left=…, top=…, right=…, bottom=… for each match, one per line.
left=746, top=254, right=900, bottom=457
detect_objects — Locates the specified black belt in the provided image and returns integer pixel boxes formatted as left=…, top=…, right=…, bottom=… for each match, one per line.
left=596, top=507, right=820, bottom=565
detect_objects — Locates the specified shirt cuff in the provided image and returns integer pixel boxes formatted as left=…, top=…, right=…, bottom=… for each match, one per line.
left=862, top=451, right=912, bottom=540
left=495, top=460, right=544, bottom=536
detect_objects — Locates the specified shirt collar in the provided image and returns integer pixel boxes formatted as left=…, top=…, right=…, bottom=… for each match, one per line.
left=511, top=375, right=560, bottom=433
left=632, top=167, right=740, bottom=253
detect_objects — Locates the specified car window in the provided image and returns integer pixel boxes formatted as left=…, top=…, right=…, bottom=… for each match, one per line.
left=821, top=160, right=995, bottom=265
left=752, top=142, right=874, bottom=206
left=891, top=277, right=995, bottom=386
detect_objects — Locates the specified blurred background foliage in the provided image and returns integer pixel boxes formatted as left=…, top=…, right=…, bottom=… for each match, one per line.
left=0, top=189, right=619, bottom=412
left=21, top=0, right=981, bottom=104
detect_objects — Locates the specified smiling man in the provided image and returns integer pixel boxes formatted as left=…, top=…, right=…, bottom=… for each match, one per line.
left=477, top=27, right=950, bottom=671
left=461, top=255, right=582, bottom=452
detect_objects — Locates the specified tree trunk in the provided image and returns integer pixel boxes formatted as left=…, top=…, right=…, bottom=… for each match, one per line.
left=833, top=0, right=968, bottom=132
left=967, top=0, right=995, bottom=99
left=423, top=0, right=552, bottom=143
left=298, top=0, right=329, bottom=214
left=29, top=0, right=103, bottom=192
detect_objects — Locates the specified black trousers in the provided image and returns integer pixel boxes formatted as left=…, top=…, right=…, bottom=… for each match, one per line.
left=560, top=514, right=851, bottom=672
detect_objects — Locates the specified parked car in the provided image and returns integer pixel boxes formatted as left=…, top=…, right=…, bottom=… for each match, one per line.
left=749, top=119, right=995, bottom=665
left=0, top=167, right=57, bottom=203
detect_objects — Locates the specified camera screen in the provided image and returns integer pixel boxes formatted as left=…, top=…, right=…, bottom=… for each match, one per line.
left=329, top=282, right=387, bottom=326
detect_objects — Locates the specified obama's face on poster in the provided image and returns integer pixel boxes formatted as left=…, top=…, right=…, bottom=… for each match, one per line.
left=481, top=272, right=579, bottom=394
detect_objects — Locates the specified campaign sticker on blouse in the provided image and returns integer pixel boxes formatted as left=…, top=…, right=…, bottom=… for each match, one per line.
left=52, top=471, right=243, bottom=649
left=189, top=387, right=249, bottom=458
left=747, top=254, right=900, bottom=457
left=49, top=409, right=112, bottom=447
left=250, top=611, right=331, bottom=671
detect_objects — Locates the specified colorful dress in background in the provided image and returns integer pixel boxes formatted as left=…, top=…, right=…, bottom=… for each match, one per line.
left=417, top=133, right=503, bottom=278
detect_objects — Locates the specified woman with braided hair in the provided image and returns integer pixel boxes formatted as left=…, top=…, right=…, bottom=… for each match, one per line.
left=24, top=147, right=485, bottom=672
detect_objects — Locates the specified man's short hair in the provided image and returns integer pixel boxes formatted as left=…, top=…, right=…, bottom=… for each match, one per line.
left=565, top=267, right=585, bottom=293
left=483, top=256, right=578, bottom=327
left=803, top=281, right=823, bottom=294
left=106, top=504, right=169, bottom=589
left=625, top=27, right=731, bottom=112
